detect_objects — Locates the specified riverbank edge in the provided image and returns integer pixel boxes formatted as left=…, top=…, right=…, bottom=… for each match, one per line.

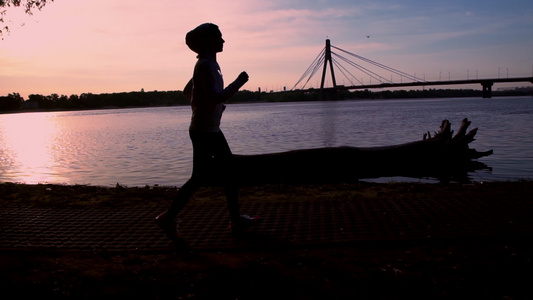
left=1, top=179, right=532, bottom=207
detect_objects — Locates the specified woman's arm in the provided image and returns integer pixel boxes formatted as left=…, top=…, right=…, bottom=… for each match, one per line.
left=196, top=61, right=248, bottom=104
left=183, top=78, right=193, bottom=102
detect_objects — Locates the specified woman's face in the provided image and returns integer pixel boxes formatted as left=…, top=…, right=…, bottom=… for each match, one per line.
left=211, top=29, right=225, bottom=53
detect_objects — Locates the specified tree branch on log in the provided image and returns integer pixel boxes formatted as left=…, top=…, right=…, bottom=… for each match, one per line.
left=232, top=118, right=493, bottom=184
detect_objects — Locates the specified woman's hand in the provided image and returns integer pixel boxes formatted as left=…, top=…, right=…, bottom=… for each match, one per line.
left=238, top=71, right=249, bottom=83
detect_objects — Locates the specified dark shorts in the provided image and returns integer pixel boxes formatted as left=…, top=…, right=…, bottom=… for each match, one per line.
left=189, top=130, right=235, bottom=185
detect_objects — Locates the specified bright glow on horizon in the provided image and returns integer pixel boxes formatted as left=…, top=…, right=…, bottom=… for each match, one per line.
left=1, top=0, right=532, bottom=98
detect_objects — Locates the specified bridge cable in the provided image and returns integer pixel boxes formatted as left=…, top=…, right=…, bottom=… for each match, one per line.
left=331, top=45, right=427, bottom=82
left=332, top=52, right=390, bottom=84
left=295, top=48, right=325, bottom=89
left=300, top=55, right=326, bottom=89
left=332, top=48, right=406, bottom=83
left=292, top=47, right=326, bottom=90
left=331, top=57, right=361, bottom=86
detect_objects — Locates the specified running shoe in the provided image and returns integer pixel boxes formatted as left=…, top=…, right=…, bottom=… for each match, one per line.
left=155, top=212, right=182, bottom=240
left=229, top=214, right=260, bottom=233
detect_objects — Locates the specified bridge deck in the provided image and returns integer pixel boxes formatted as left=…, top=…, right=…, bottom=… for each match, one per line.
left=324, top=76, right=533, bottom=91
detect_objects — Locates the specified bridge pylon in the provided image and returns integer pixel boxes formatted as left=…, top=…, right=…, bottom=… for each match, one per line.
left=481, top=81, right=493, bottom=98
left=320, top=39, right=337, bottom=90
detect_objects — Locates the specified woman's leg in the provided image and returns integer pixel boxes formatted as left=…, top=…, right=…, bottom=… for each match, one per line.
left=165, top=131, right=212, bottom=219
left=212, top=131, right=241, bottom=222
left=165, top=177, right=199, bottom=219
left=164, top=131, right=242, bottom=221
left=213, top=132, right=259, bottom=231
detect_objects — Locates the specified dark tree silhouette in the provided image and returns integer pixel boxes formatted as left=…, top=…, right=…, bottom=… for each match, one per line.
left=0, top=92, right=23, bottom=110
left=1, top=0, right=53, bottom=36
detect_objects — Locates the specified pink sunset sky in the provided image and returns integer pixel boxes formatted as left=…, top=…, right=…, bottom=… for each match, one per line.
left=1, top=0, right=532, bottom=99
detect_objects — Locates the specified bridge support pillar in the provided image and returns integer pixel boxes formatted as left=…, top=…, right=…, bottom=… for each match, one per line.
left=481, top=81, right=493, bottom=98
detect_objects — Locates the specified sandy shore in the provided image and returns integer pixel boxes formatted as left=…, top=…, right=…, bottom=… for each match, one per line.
left=1, top=181, right=532, bottom=299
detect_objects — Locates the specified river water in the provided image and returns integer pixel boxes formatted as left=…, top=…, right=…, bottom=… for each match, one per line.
left=0, top=96, right=531, bottom=186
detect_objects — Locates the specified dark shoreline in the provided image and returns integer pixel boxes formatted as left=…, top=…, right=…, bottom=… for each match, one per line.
left=2, top=89, right=531, bottom=115
left=2, top=179, right=533, bottom=205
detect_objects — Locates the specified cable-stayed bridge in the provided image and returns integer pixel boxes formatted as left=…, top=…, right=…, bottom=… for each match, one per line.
left=292, top=39, right=533, bottom=98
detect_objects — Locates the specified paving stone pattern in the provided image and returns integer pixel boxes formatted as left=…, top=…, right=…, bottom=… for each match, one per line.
left=1, top=195, right=532, bottom=252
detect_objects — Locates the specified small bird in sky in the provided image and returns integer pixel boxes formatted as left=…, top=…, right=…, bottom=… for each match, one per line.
left=366, top=35, right=370, bottom=38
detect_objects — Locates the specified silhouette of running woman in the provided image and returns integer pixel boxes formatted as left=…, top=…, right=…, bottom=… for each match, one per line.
left=156, top=23, right=258, bottom=239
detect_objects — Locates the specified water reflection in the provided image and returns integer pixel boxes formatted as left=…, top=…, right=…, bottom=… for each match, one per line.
left=0, top=108, right=194, bottom=186
left=0, top=97, right=531, bottom=186
left=320, top=101, right=338, bottom=147
left=0, top=112, right=67, bottom=183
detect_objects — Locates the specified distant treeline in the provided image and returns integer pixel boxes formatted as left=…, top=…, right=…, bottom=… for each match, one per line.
left=0, top=90, right=188, bottom=112
left=1, top=87, right=532, bottom=113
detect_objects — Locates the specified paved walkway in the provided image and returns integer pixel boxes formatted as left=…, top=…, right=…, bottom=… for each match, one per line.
left=1, top=194, right=532, bottom=252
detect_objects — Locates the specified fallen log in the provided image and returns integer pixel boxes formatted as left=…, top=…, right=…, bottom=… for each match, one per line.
left=233, top=118, right=493, bottom=184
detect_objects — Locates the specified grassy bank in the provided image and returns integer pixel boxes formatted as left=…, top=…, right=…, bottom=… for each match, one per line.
left=1, top=181, right=532, bottom=299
